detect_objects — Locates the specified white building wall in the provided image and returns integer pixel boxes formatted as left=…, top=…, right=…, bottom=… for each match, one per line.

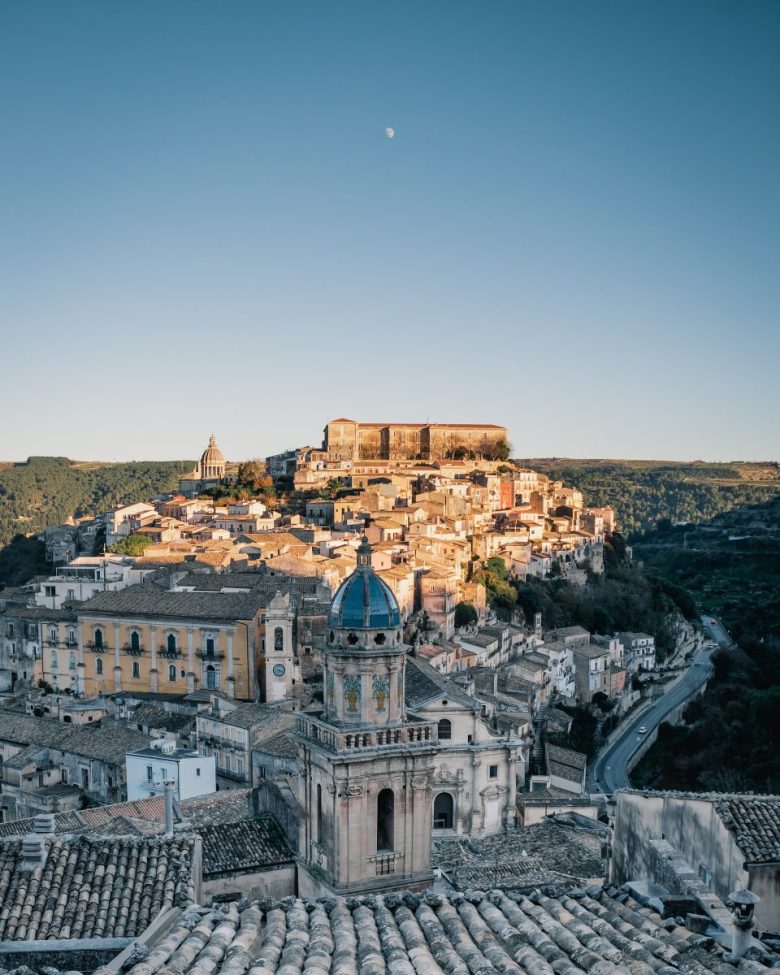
left=125, top=751, right=216, bottom=801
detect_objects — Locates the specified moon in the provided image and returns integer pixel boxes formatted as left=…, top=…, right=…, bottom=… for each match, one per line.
left=385, top=127, right=395, bottom=140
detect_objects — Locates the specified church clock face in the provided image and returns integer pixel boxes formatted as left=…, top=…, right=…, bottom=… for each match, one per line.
left=273, top=664, right=286, bottom=677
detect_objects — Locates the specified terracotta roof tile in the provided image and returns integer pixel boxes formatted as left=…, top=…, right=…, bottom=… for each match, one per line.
left=0, top=834, right=195, bottom=940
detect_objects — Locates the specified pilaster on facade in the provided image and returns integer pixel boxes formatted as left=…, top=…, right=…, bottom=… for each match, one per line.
left=149, top=624, right=158, bottom=678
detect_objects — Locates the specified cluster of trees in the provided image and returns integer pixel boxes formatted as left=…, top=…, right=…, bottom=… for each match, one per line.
left=446, top=439, right=511, bottom=462
left=0, top=534, right=48, bottom=588
left=0, top=457, right=189, bottom=588
left=203, top=461, right=282, bottom=506
left=473, top=557, right=519, bottom=613
left=514, top=459, right=779, bottom=534
left=631, top=496, right=780, bottom=793
left=474, top=536, right=692, bottom=659
left=0, top=457, right=189, bottom=549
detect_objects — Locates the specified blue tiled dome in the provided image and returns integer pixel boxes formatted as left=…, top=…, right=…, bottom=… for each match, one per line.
left=328, top=538, right=401, bottom=630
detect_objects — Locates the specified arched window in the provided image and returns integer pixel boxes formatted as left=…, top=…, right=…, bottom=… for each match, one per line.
left=316, top=783, right=323, bottom=843
left=167, top=632, right=177, bottom=654
left=132, top=661, right=140, bottom=679
left=49, top=626, right=57, bottom=643
left=433, top=792, right=454, bottom=830
left=51, top=652, right=58, bottom=670
left=130, top=631, right=141, bottom=652
left=67, top=629, right=75, bottom=645
left=377, top=788, right=394, bottom=852
left=168, top=664, right=176, bottom=682
left=69, top=654, right=76, bottom=671
left=274, top=627, right=284, bottom=652
left=96, top=657, right=103, bottom=676
left=206, top=665, right=216, bottom=690
left=437, top=718, right=452, bottom=740
left=94, top=628, right=103, bottom=649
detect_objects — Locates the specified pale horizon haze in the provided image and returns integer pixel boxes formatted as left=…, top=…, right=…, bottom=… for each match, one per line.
left=1, top=1, right=778, bottom=463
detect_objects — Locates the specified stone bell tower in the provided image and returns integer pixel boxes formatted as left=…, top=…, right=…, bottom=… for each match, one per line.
left=297, top=538, right=438, bottom=896
left=263, top=592, right=295, bottom=703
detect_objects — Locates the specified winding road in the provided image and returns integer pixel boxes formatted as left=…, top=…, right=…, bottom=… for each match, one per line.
left=588, top=623, right=724, bottom=794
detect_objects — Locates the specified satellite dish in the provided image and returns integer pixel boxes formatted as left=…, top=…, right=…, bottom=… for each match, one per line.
left=385, top=127, right=395, bottom=140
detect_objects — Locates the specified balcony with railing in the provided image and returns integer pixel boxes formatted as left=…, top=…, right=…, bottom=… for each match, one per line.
left=140, top=775, right=168, bottom=792
left=198, top=731, right=244, bottom=752
left=86, top=642, right=109, bottom=653
left=122, top=644, right=145, bottom=656
left=197, top=647, right=225, bottom=660
left=368, top=852, right=403, bottom=876
left=296, top=713, right=436, bottom=753
left=159, top=645, right=182, bottom=659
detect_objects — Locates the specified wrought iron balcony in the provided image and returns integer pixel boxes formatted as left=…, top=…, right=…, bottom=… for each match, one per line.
left=86, top=642, right=109, bottom=653
left=158, top=646, right=182, bottom=659
left=197, top=648, right=225, bottom=660
left=122, top=644, right=145, bottom=656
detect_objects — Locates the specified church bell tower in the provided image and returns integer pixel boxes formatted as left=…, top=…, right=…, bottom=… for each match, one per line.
left=297, top=538, right=438, bottom=895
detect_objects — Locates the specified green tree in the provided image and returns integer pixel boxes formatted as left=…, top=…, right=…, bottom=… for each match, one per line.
left=493, top=439, right=511, bottom=462
left=108, top=534, right=153, bottom=556
left=454, top=602, right=478, bottom=627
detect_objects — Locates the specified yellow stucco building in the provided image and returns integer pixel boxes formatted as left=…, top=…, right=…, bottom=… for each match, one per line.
left=71, top=585, right=262, bottom=700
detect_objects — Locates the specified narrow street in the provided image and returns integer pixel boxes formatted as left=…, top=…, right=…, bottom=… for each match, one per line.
left=587, top=617, right=728, bottom=794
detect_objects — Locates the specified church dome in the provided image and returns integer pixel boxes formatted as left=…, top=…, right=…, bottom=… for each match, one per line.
left=199, top=434, right=225, bottom=478
left=328, top=538, right=401, bottom=630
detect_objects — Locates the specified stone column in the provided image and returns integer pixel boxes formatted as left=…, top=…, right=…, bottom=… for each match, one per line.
left=113, top=623, right=122, bottom=692
left=187, top=628, right=195, bottom=693
left=150, top=625, right=158, bottom=692
left=505, top=747, right=518, bottom=829
left=226, top=629, right=235, bottom=699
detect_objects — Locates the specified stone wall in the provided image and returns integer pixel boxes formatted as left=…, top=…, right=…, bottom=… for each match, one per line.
left=203, top=863, right=296, bottom=902
left=612, top=793, right=750, bottom=910
left=253, top=781, right=300, bottom=853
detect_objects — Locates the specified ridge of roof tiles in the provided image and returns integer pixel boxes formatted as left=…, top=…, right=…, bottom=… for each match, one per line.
left=100, top=884, right=775, bottom=975
left=80, top=584, right=264, bottom=621
left=0, top=711, right=151, bottom=766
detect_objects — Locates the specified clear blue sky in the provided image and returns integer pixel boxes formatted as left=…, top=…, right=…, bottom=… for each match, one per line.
left=1, top=1, right=778, bottom=462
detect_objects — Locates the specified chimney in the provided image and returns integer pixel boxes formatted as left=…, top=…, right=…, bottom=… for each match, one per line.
left=727, top=889, right=760, bottom=961
left=163, top=780, right=175, bottom=838
left=20, top=814, right=55, bottom=871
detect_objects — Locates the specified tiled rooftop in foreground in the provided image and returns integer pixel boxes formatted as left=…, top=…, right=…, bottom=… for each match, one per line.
left=103, top=885, right=776, bottom=975
left=0, top=834, right=196, bottom=941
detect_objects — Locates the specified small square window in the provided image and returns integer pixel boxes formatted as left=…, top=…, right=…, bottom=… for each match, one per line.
left=489, top=765, right=498, bottom=779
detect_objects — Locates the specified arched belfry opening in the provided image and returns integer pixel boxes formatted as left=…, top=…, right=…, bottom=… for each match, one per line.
left=433, top=792, right=454, bottom=830
left=377, top=788, right=395, bottom=851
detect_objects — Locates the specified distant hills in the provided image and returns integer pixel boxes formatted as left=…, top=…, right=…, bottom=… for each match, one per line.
left=516, top=458, right=780, bottom=534
left=0, top=456, right=191, bottom=549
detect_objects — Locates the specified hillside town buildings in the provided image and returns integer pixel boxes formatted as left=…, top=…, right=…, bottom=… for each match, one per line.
left=1, top=422, right=755, bottom=973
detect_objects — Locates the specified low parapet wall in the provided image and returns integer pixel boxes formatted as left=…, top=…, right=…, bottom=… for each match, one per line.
left=0, top=937, right=132, bottom=973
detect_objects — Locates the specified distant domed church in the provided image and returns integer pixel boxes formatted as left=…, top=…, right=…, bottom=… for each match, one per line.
left=179, top=434, right=235, bottom=496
